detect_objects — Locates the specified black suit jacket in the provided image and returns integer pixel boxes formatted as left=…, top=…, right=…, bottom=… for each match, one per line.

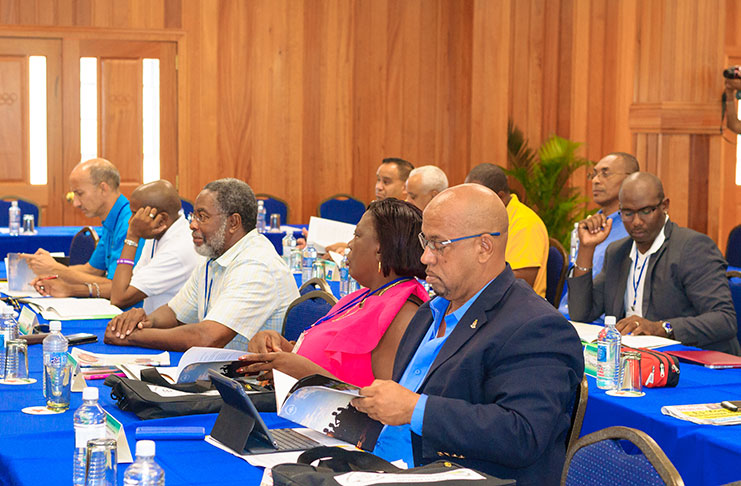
left=394, top=267, right=584, bottom=486
left=568, top=220, right=740, bottom=355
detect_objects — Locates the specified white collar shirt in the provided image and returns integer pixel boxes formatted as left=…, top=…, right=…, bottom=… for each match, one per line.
left=625, top=215, right=669, bottom=317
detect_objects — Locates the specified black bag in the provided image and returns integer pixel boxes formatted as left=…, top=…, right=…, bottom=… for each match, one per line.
left=104, top=370, right=275, bottom=420
left=271, top=446, right=515, bottom=486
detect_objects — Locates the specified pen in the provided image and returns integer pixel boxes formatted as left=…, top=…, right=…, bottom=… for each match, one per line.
left=721, top=401, right=740, bottom=412
left=38, top=275, right=59, bottom=281
left=85, top=372, right=125, bottom=380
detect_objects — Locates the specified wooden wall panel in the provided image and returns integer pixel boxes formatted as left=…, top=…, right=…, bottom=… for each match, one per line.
left=0, top=56, right=25, bottom=181
left=0, top=0, right=738, bottom=244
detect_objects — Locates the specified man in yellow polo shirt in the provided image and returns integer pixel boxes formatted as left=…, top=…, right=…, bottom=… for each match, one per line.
left=466, top=163, right=549, bottom=297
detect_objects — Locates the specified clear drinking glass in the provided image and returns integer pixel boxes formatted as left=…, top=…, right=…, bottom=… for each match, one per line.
left=270, top=213, right=281, bottom=231
left=619, top=351, right=644, bottom=396
left=22, top=214, right=35, bottom=234
left=45, top=360, right=72, bottom=411
left=3, top=339, right=29, bottom=381
left=85, top=438, right=117, bottom=486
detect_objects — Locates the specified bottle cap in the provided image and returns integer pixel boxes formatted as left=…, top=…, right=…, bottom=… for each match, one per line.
left=49, top=321, right=62, bottom=332
left=82, top=387, right=99, bottom=401
left=605, top=316, right=617, bottom=326
left=11, top=200, right=17, bottom=207
left=136, top=440, right=156, bottom=457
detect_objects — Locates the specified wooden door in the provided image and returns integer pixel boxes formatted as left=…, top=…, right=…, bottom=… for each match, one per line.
left=62, top=39, right=178, bottom=226
left=0, top=37, right=62, bottom=225
left=721, top=53, right=741, bottom=253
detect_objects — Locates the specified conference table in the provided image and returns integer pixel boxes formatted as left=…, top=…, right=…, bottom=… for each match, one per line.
left=0, top=226, right=100, bottom=261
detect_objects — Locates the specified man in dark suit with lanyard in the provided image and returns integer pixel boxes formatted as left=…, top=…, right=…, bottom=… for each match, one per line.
left=568, top=172, right=739, bottom=354
left=352, top=184, right=584, bottom=485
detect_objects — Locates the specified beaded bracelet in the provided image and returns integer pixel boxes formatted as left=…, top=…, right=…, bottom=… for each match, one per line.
left=124, top=239, right=139, bottom=248
left=92, top=282, right=101, bottom=298
left=574, top=263, right=592, bottom=273
left=117, top=258, right=135, bottom=266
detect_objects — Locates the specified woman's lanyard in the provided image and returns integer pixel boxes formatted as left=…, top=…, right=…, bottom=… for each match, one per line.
left=310, top=277, right=412, bottom=328
left=631, top=248, right=649, bottom=311
left=204, top=259, right=215, bottom=315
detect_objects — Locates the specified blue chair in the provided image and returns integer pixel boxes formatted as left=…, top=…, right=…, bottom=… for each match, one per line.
left=68, top=227, right=99, bottom=265
left=298, top=277, right=332, bottom=296
left=318, top=194, right=366, bottom=225
left=281, top=290, right=337, bottom=342
left=727, top=225, right=741, bottom=267
left=727, top=271, right=741, bottom=347
left=256, top=194, right=289, bottom=226
left=546, top=237, right=568, bottom=307
left=566, top=377, right=588, bottom=454
left=0, top=197, right=41, bottom=227
left=181, top=198, right=194, bottom=219
left=562, top=426, right=684, bottom=486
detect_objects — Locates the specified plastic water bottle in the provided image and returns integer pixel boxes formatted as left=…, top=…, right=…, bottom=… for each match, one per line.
left=290, top=240, right=302, bottom=274
left=256, top=201, right=267, bottom=233
left=123, top=440, right=165, bottom=486
left=597, top=316, right=622, bottom=390
left=0, top=304, right=19, bottom=380
left=569, top=222, right=579, bottom=265
left=302, top=244, right=317, bottom=284
left=43, top=320, right=68, bottom=405
left=73, top=387, right=107, bottom=486
left=8, top=200, right=21, bottom=236
left=339, top=250, right=351, bottom=297
left=282, top=232, right=296, bottom=266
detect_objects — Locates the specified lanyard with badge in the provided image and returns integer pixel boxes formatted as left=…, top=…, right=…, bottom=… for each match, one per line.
left=293, top=277, right=411, bottom=353
left=630, top=248, right=649, bottom=313
left=203, top=259, right=215, bottom=317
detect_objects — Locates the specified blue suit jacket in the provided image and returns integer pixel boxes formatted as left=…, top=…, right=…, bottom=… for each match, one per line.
left=395, top=267, right=584, bottom=486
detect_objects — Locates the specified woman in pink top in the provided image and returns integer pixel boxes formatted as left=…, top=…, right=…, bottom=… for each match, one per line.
left=241, top=198, right=428, bottom=386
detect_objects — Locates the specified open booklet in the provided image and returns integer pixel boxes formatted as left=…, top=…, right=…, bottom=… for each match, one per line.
left=20, top=297, right=122, bottom=320
left=119, top=346, right=246, bottom=384
left=570, top=321, right=680, bottom=349
left=661, top=403, right=741, bottom=425
left=274, top=371, right=382, bottom=451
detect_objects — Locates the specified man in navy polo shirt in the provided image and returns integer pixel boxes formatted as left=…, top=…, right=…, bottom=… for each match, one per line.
left=26, top=158, right=142, bottom=298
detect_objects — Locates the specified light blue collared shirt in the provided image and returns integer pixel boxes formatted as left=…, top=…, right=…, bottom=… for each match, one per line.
left=559, top=209, right=629, bottom=321
left=88, top=194, right=142, bottom=279
left=372, top=279, right=494, bottom=467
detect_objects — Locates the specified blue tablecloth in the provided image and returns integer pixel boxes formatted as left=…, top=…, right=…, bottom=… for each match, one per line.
left=0, top=226, right=101, bottom=261
left=0, top=315, right=294, bottom=486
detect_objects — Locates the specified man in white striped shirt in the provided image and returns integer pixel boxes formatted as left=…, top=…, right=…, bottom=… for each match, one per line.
left=104, top=178, right=299, bottom=351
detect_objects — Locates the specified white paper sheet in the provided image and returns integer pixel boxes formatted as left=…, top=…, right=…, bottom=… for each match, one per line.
left=570, top=321, right=680, bottom=348
left=306, top=217, right=356, bottom=253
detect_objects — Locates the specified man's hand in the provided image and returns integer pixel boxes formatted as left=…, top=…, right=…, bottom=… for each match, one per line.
left=106, top=308, right=150, bottom=341
left=324, top=242, right=349, bottom=255
left=128, top=206, right=167, bottom=240
left=22, top=249, right=64, bottom=276
left=726, top=78, right=741, bottom=94
left=578, top=213, right=613, bottom=249
left=247, top=330, right=293, bottom=353
left=236, top=352, right=323, bottom=380
left=616, top=316, right=664, bottom=337
left=351, top=380, right=420, bottom=426
left=31, top=276, right=70, bottom=297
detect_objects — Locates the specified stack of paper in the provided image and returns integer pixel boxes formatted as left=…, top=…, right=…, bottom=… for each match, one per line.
left=119, top=346, right=246, bottom=384
left=70, top=348, right=170, bottom=367
left=570, top=321, right=680, bottom=349
left=21, top=297, right=122, bottom=320
left=661, top=403, right=741, bottom=425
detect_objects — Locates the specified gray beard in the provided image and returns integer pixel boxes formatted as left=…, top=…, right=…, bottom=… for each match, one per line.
left=195, top=219, right=227, bottom=259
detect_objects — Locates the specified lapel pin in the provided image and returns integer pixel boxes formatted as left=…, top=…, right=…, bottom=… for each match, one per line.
left=470, top=319, right=478, bottom=329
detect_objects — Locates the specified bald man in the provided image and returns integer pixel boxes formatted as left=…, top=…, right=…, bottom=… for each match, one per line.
left=27, top=158, right=143, bottom=297
left=569, top=172, right=740, bottom=354
left=353, top=184, right=584, bottom=485
left=405, top=165, right=448, bottom=211
left=107, top=180, right=203, bottom=312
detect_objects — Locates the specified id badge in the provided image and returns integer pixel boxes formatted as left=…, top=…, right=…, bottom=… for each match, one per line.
left=292, top=331, right=306, bottom=353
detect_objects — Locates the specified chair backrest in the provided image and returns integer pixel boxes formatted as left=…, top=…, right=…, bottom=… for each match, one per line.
left=299, top=277, right=332, bottom=296
left=546, top=237, right=568, bottom=306
left=561, top=426, right=684, bottom=486
left=565, top=376, right=588, bottom=454
left=0, top=197, right=41, bottom=227
left=727, top=271, right=741, bottom=347
left=68, top=226, right=100, bottom=266
left=256, top=193, right=290, bottom=225
left=181, top=198, right=194, bottom=219
left=281, top=290, right=338, bottom=342
left=318, top=194, right=366, bottom=225
left=726, top=225, right=741, bottom=267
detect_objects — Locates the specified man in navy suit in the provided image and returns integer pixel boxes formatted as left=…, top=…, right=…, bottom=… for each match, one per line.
left=353, top=184, right=584, bottom=486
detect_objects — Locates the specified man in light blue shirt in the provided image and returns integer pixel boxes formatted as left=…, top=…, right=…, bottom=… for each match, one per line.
left=559, top=152, right=639, bottom=319
left=353, top=184, right=584, bottom=485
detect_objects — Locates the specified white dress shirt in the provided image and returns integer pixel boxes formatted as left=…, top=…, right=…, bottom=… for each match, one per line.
left=625, top=215, right=669, bottom=317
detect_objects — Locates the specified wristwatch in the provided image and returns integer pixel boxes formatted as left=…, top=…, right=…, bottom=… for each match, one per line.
left=661, top=321, right=674, bottom=339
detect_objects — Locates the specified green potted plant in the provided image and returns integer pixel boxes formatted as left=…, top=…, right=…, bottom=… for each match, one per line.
left=505, top=121, right=591, bottom=248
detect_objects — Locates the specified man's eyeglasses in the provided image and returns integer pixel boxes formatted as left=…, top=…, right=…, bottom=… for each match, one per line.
left=619, top=201, right=665, bottom=220
left=189, top=211, right=225, bottom=224
left=589, top=168, right=631, bottom=180
left=418, top=232, right=500, bottom=253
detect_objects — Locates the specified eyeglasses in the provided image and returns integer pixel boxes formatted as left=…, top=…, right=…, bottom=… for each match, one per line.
left=589, top=168, right=631, bottom=180
left=189, top=211, right=225, bottom=224
left=418, top=232, right=500, bottom=253
left=619, top=201, right=664, bottom=220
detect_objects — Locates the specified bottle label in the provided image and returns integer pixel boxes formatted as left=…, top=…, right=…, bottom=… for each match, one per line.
left=303, top=256, right=314, bottom=268
left=340, top=267, right=349, bottom=280
left=75, top=423, right=106, bottom=448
